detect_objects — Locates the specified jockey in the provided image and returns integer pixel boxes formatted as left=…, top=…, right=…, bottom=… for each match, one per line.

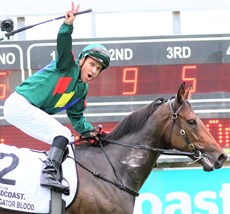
left=3, top=3, right=110, bottom=194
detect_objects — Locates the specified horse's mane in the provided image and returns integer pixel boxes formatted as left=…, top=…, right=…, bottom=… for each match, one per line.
left=106, top=98, right=166, bottom=140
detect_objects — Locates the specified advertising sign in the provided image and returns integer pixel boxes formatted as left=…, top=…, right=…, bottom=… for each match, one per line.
left=134, top=167, right=230, bottom=214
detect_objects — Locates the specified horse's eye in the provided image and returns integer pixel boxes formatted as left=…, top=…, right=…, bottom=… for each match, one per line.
left=187, top=119, right=197, bottom=126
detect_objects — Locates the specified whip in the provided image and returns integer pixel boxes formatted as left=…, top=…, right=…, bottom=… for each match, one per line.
left=5, top=9, right=92, bottom=38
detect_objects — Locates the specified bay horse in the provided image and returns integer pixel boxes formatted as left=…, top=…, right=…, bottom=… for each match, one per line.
left=1, top=83, right=227, bottom=214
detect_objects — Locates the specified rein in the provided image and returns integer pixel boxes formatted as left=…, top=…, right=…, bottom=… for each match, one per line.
left=101, top=139, right=194, bottom=156
left=75, top=143, right=139, bottom=197
left=72, top=143, right=139, bottom=197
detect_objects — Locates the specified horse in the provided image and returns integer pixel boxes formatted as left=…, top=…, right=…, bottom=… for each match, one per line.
left=1, top=83, right=227, bottom=214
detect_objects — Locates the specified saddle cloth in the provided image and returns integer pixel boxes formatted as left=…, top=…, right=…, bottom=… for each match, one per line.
left=0, top=144, right=78, bottom=213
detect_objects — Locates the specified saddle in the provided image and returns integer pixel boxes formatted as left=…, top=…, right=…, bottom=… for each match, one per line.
left=0, top=144, right=78, bottom=213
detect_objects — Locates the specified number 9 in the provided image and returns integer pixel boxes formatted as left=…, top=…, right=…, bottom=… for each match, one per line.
left=122, top=68, right=138, bottom=95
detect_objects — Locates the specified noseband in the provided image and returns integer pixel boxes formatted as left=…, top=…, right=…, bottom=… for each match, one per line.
left=168, top=99, right=204, bottom=164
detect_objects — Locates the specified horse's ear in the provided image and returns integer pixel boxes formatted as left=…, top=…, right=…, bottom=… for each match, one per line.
left=176, top=82, right=192, bottom=103
left=184, top=85, right=192, bottom=100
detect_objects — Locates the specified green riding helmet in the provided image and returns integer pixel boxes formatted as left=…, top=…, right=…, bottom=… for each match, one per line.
left=78, top=43, right=111, bottom=70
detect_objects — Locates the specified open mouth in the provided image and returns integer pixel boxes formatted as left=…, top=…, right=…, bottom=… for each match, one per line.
left=88, top=74, right=93, bottom=79
left=201, top=156, right=214, bottom=171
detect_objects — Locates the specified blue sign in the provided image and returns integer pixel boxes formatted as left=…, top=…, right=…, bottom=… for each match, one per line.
left=134, top=167, right=230, bottom=214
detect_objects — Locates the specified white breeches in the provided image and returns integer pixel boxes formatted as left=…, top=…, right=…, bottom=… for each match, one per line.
left=3, top=92, right=73, bottom=145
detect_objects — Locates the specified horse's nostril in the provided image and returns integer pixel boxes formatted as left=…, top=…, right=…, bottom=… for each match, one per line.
left=218, top=153, right=227, bottom=162
left=215, top=153, right=228, bottom=168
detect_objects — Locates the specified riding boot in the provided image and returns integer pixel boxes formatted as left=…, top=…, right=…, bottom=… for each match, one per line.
left=40, top=137, right=69, bottom=193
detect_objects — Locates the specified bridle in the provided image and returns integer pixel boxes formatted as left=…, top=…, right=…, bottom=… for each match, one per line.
left=100, top=99, right=204, bottom=161
left=73, top=98, right=205, bottom=197
left=167, top=99, right=204, bottom=164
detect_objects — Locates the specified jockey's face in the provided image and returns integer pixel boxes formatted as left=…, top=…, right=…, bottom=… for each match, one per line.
left=79, top=57, right=103, bottom=83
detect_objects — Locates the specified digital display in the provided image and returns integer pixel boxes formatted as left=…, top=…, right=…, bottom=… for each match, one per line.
left=0, top=71, right=8, bottom=100
left=1, top=63, right=230, bottom=100
left=0, top=69, right=22, bottom=101
left=0, top=119, right=229, bottom=153
left=88, top=64, right=230, bottom=96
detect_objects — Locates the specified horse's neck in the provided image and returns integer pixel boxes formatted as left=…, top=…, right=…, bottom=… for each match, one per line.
left=108, top=133, right=161, bottom=192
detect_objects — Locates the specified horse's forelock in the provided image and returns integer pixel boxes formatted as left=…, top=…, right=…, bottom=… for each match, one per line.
left=106, top=98, right=166, bottom=140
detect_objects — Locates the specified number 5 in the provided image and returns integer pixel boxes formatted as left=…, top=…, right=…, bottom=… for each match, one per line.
left=182, top=65, right=197, bottom=93
left=0, top=71, right=8, bottom=100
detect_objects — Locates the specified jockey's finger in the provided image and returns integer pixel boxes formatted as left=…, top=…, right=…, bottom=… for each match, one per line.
left=90, top=131, right=98, bottom=137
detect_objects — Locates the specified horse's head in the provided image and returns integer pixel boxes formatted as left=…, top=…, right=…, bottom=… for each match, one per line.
left=165, top=82, right=227, bottom=171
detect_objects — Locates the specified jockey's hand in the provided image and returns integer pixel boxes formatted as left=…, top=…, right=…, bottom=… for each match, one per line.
left=79, top=125, right=106, bottom=144
left=89, top=131, right=100, bottom=142
left=64, top=2, right=80, bottom=25
left=89, top=124, right=107, bottom=144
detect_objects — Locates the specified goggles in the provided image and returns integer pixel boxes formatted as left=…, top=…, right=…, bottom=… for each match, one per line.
left=89, top=47, right=111, bottom=59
